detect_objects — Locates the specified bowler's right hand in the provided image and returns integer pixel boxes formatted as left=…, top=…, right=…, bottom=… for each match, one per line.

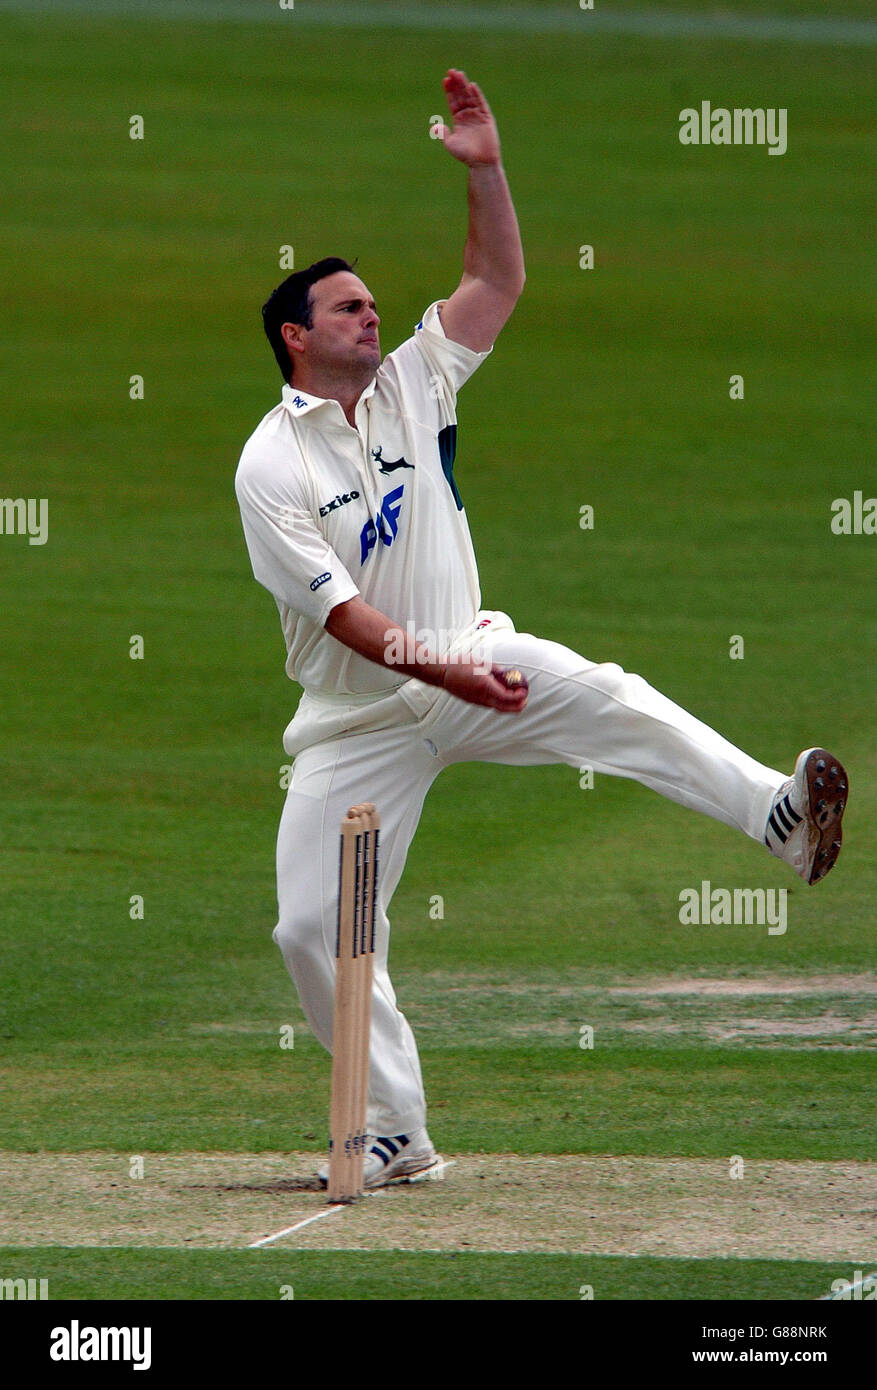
left=439, top=660, right=529, bottom=712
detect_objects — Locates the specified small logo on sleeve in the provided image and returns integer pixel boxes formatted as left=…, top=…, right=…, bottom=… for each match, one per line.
left=309, top=572, right=331, bottom=591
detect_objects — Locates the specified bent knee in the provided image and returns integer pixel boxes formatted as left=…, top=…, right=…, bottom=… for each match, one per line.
left=575, top=659, right=648, bottom=697
left=272, top=913, right=327, bottom=975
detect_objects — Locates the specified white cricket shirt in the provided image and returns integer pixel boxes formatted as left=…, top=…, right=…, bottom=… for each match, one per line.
left=235, top=301, right=492, bottom=698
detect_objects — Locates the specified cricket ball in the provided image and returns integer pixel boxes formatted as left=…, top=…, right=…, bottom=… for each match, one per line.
left=498, top=667, right=528, bottom=692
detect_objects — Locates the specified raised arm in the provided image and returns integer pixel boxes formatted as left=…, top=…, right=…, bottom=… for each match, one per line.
left=436, top=69, right=525, bottom=352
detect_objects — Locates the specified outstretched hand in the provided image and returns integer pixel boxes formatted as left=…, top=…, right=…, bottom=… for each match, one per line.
left=438, top=68, right=502, bottom=167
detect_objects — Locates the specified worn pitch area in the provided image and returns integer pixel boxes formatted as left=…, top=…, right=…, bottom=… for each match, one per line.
left=1, top=1151, right=873, bottom=1259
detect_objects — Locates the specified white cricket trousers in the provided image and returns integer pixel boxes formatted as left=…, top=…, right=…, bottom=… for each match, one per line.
left=273, top=627, right=787, bottom=1137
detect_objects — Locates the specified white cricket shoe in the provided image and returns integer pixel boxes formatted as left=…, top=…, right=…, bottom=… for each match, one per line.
left=318, top=1129, right=439, bottom=1190
left=764, top=748, right=848, bottom=884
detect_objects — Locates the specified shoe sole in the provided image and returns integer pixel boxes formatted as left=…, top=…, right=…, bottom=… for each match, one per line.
left=799, top=748, right=848, bottom=884
left=317, top=1153, right=440, bottom=1192
left=365, top=1153, right=440, bottom=1189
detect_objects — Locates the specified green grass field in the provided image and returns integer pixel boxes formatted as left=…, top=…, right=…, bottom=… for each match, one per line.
left=0, top=1, right=874, bottom=1306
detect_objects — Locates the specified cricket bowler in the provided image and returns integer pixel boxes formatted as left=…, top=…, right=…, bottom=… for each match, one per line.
left=235, top=70, right=849, bottom=1187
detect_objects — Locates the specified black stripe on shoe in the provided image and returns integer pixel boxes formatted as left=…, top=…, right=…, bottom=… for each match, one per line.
left=774, top=795, right=802, bottom=835
left=767, top=809, right=790, bottom=845
left=370, top=1134, right=410, bottom=1167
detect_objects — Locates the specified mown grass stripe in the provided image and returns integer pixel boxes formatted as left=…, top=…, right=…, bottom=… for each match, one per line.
left=0, top=1, right=875, bottom=46
left=0, top=1245, right=859, bottom=1300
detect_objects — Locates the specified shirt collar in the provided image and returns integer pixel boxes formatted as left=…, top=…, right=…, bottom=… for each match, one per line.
left=282, top=375, right=378, bottom=424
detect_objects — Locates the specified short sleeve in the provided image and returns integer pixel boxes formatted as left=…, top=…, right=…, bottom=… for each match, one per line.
left=235, top=450, right=359, bottom=626
left=409, top=300, right=493, bottom=411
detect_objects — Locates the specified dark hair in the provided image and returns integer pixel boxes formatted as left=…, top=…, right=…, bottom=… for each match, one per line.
left=261, top=257, right=358, bottom=382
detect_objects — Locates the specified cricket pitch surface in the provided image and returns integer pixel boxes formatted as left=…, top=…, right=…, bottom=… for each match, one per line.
left=1, top=1152, right=873, bottom=1259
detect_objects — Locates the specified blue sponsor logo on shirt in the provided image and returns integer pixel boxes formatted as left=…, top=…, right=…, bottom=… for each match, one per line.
left=359, top=485, right=405, bottom=564
left=310, top=571, right=331, bottom=591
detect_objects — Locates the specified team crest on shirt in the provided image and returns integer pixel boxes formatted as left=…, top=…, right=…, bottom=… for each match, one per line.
left=360, top=485, right=405, bottom=564
left=372, top=446, right=414, bottom=475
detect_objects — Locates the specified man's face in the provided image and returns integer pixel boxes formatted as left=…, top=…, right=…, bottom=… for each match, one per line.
left=292, top=272, right=381, bottom=379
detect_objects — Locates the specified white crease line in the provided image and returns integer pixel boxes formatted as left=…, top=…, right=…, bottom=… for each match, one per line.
left=248, top=1203, right=350, bottom=1248
left=247, top=1159, right=456, bottom=1246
